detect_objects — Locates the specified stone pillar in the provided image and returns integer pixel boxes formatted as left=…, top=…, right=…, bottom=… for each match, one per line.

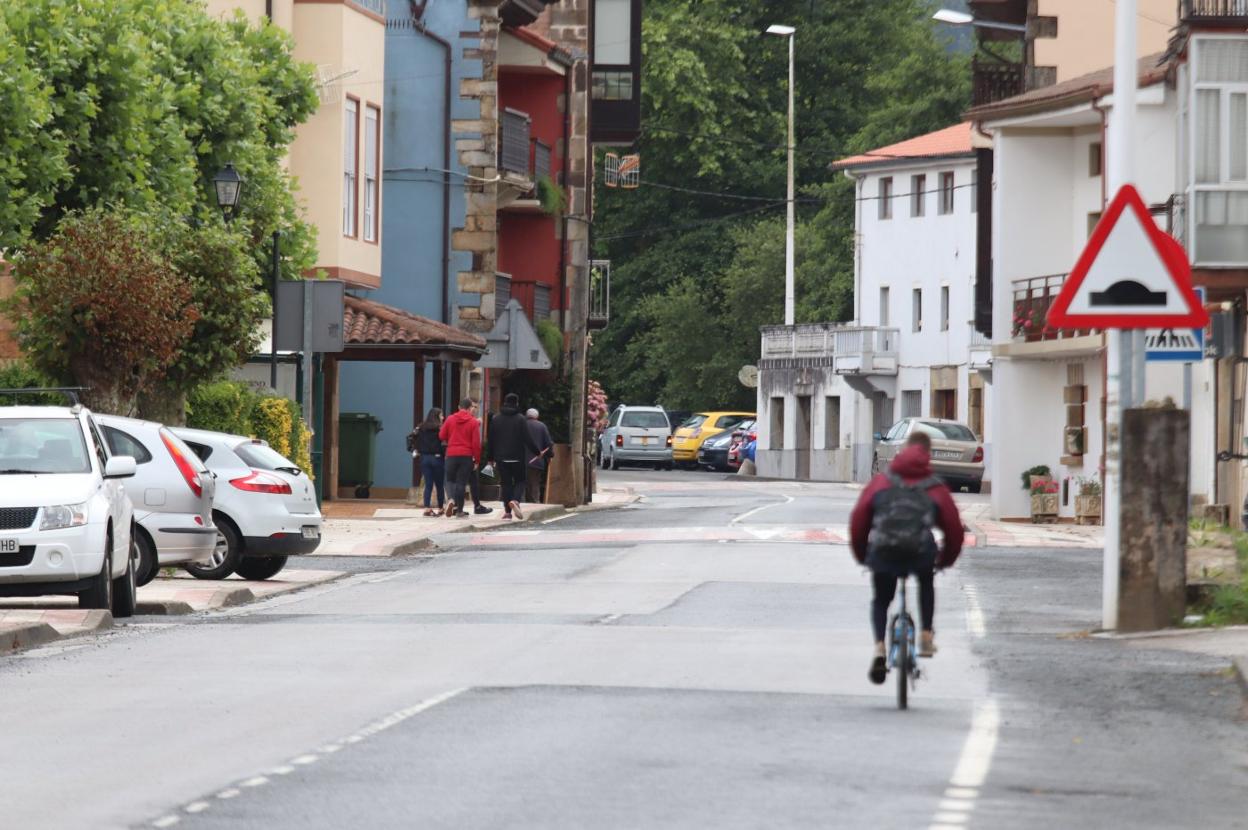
left=1118, top=407, right=1189, bottom=631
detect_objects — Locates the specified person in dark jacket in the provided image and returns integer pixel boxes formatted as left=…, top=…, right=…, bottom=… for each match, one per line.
left=488, top=393, right=538, bottom=520
left=525, top=408, right=554, bottom=503
left=411, top=408, right=446, bottom=516
left=849, top=431, right=964, bottom=684
left=439, top=398, right=484, bottom=518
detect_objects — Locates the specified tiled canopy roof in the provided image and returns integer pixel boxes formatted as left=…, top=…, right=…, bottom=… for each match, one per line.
left=343, top=295, right=486, bottom=352
left=832, top=122, right=974, bottom=170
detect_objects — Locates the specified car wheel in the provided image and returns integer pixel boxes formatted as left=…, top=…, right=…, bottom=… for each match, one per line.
left=111, top=532, right=138, bottom=619
left=664, top=462, right=674, bottom=471
left=78, top=534, right=113, bottom=611
left=235, top=555, right=289, bottom=581
left=185, top=517, right=242, bottom=580
left=608, top=450, right=618, bottom=471
left=967, top=481, right=982, bottom=494
left=134, top=528, right=158, bottom=587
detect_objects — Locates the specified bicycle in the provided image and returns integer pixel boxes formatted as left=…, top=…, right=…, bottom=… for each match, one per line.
left=886, top=574, right=921, bottom=710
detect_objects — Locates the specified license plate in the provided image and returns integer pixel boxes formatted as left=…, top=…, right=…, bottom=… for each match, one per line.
left=934, top=450, right=961, bottom=460
left=301, top=526, right=319, bottom=540
left=0, top=539, right=16, bottom=553
left=638, top=437, right=650, bottom=445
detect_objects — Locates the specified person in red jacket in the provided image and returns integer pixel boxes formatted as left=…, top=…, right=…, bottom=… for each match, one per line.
left=849, top=430, right=964, bottom=684
left=439, top=398, right=482, bottom=517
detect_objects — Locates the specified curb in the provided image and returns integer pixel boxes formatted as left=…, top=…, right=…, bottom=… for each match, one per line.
left=0, top=622, right=60, bottom=656
left=375, top=504, right=569, bottom=556
left=135, top=599, right=196, bottom=616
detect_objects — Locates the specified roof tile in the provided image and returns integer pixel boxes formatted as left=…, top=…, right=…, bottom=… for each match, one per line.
left=832, top=122, right=974, bottom=171
left=343, top=295, right=486, bottom=352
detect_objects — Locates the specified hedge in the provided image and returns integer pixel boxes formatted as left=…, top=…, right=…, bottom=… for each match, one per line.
left=187, top=380, right=313, bottom=476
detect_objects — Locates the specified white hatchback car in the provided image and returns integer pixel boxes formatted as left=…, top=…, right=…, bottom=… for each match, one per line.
left=173, top=428, right=322, bottom=581
left=96, top=415, right=217, bottom=586
left=0, top=404, right=139, bottom=615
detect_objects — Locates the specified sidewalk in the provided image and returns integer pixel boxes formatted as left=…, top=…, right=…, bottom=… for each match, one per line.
left=1111, top=626, right=1248, bottom=698
left=951, top=494, right=1106, bottom=548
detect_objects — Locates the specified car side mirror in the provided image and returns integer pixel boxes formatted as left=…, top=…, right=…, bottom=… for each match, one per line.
left=104, top=456, right=137, bottom=479
left=873, top=432, right=883, bottom=442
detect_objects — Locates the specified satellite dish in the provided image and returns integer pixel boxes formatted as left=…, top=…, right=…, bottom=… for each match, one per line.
left=738, top=364, right=759, bottom=388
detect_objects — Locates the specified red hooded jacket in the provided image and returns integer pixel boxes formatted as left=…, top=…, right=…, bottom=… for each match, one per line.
left=849, top=445, right=964, bottom=569
left=439, top=409, right=481, bottom=463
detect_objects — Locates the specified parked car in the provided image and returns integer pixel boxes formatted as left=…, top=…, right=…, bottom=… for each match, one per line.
left=698, top=429, right=737, bottom=471
left=671, top=411, right=755, bottom=466
left=173, top=428, right=322, bottom=580
left=662, top=410, right=692, bottom=435
left=726, top=419, right=757, bottom=470
left=0, top=404, right=138, bottom=615
left=96, top=414, right=217, bottom=586
left=873, top=417, right=984, bottom=492
left=600, top=405, right=673, bottom=470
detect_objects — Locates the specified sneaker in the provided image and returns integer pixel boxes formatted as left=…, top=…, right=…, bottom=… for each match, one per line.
left=454, top=510, right=469, bottom=518
left=869, top=656, right=887, bottom=685
left=473, top=505, right=493, bottom=515
left=444, top=503, right=456, bottom=518
left=423, top=508, right=437, bottom=517
left=919, top=631, right=937, bottom=658
left=509, top=501, right=524, bottom=520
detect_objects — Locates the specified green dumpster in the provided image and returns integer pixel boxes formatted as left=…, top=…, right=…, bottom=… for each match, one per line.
left=338, top=412, right=383, bottom=498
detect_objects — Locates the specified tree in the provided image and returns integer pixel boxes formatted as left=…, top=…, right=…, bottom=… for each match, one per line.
left=9, top=210, right=199, bottom=415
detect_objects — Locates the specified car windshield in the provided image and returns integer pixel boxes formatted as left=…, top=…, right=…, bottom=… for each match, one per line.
left=915, top=421, right=976, bottom=442
left=680, top=415, right=707, bottom=430
left=234, top=441, right=302, bottom=474
left=620, top=411, right=668, bottom=429
left=0, top=418, right=91, bottom=474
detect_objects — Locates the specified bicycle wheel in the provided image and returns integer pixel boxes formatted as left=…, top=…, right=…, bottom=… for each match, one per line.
left=896, top=617, right=910, bottom=710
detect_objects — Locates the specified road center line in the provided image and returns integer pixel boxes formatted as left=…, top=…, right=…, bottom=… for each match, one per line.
left=929, top=699, right=1000, bottom=830
left=731, top=494, right=795, bottom=525
left=541, top=513, right=575, bottom=524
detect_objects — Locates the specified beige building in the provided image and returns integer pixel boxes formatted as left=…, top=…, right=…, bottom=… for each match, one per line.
left=204, top=0, right=385, bottom=288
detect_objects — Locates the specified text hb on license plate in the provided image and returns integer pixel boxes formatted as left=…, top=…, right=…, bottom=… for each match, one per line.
left=301, top=526, right=319, bottom=540
left=0, top=539, right=18, bottom=553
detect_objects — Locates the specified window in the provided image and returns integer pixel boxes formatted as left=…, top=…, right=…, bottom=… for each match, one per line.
left=594, top=0, right=632, bottom=64
left=620, top=411, right=669, bottom=429
left=1089, top=141, right=1103, bottom=177
left=1193, top=38, right=1248, bottom=262
left=940, top=285, right=950, bottom=331
left=912, top=288, right=922, bottom=332
left=716, top=415, right=749, bottom=430
left=101, top=427, right=153, bottom=464
left=914, top=420, right=975, bottom=441
left=343, top=97, right=359, bottom=237
left=885, top=419, right=908, bottom=441
left=938, top=172, right=955, bottom=214
left=592, top=71, right=635, bottom=101
left=363, top=104, right=379, bottom=242
left=608, top=408, right=622, bottom=428
left=901, top=391, right=921, bottom=419
left=878, top=177, right=893, bottom=220
left=911, top=174, right=926, bottom=217
left=971, top=168, right=978, bottom=214
left=0, top=418, right=92, bottom=475
left=879, top=286, right=890, bottom=326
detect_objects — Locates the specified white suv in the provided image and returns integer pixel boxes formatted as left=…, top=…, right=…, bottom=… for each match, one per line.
left=0, top=404, right=139, bottom=616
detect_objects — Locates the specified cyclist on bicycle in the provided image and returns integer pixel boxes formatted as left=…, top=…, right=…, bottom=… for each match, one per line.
left=849, top=431, right=964, bottom=685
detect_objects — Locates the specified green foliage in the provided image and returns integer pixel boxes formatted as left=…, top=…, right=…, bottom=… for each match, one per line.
left=187, top=379, right=313, bottom=475
left=0, top=361, right=66, bottom=406
left=1021, top=465, right=1052, bottom=490
left=536, top=320, right=564, bottom=370
left=504, top=373, right=571, bottom=444
left=187, top=380, right=256, bottom=436
left=537, top=176, right=567, bottom=217
left=591, top=0, right=969, bottom=409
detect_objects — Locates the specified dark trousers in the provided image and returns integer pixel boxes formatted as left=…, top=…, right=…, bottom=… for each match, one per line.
left=446, top=455, right=474, bottom=510
left=871, top=570, right=935, bottom=643
left=526, top=466, right=545, bottom=503
left=420, top=455, right=445, bottom=508
left=499, top=460, right=526, bottom=509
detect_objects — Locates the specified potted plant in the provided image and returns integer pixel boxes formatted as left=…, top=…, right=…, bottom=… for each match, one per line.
left=1075, top=476, right=1102, bottom=525
left=1029, top=477, right=1059, bottom=522
left=1021, top=464, right=1052, bottom=491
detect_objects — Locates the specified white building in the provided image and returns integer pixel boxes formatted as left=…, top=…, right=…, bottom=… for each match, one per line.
left=755, top=123, right=992, bottom=484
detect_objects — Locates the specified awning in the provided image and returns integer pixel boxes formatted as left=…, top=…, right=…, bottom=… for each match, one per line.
left=340, top=294, right=487, bottom=361
left=477, top=299, right=553, bottom=370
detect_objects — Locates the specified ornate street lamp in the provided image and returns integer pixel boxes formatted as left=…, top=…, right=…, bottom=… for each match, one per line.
left=212, top=163, right=244, bottom=222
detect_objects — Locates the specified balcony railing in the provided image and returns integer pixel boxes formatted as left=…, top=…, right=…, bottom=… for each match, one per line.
left=1182, top=0, right=1248, bottom=22
left=500, top=109, right=532, bottom=177
left=759, top=324, right=899, bottom=375
left=973, top=57, right=1026, bottom=107
left=1011, top=274, right=1095, bottom=341
left=969, top=322, right=992, bottom=348
left=589, top=260, right=610, bottom=329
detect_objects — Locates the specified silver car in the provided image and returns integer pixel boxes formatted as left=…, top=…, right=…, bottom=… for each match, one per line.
left=873, top=417, right=984, bottom=493
left=96, top=415, right=216, bottom=586
left=599, top=405, right=673, bottom=470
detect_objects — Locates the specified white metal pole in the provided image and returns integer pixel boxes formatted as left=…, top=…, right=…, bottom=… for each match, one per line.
left=784, top=31, right=796, bottom=327
left=1103, top=0, right=1138, bottom=630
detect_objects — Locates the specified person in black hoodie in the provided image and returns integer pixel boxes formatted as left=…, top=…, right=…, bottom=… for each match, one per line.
left=409, top=408, right=446, bottom=517
left=488, top=393, right=538, bottom=520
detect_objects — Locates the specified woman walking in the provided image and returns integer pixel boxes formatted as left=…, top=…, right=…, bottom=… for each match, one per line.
left=412, top=408, right=447, bottom=516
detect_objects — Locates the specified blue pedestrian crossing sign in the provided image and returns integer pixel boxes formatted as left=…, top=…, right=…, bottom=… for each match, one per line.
left=1145, top=287, right=1205, bottom=362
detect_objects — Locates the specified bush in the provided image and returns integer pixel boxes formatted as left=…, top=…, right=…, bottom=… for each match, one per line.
left=0, top=360, right=65, bottom=406
left=536, top=319, right=564, bottom=370
left=187, top=381, right=255, bottom=436
left=186, top=379, right=313, bottom=476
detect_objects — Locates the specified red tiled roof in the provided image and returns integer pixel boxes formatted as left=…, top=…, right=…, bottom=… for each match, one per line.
left=832, top=122, right=974, bottom=171
left=967, top=53, right=1172, bottom=122
left=343, top=295, right=486, bottom=352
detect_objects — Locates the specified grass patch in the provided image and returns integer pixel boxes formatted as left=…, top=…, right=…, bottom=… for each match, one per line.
left=1188, top=523, right=1248, bottom=626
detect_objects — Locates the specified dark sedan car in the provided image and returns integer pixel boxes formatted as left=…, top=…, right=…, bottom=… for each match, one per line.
left=698, top=427, right=743, bottom=472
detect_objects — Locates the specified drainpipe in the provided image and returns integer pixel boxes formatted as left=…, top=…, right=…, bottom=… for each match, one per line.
left=413, top=21, right=454, bottom=330
left=1092, top=98, right=1109, bottom=483
left=558, top=60, right=572, bottom=332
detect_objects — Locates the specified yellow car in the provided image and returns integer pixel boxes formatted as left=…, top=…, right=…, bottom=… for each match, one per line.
left=671, top=411, right=755, bottom=464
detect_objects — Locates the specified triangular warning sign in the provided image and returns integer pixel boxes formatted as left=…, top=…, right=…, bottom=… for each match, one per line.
left=1047, top=185, right=1209, bottom=330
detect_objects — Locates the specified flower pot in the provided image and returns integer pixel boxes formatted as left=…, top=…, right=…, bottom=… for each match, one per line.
left=1030, top=493, right=1059, bottom=523
left=1075, top=493, right=1101, bottom=525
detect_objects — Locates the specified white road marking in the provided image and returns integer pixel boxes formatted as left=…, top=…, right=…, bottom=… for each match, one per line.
left=493, top=530, right=542, bottom=537
left=241, top=777, right=268, bottom=788
left=270, top=765, right=295, bottom=775
left=582, top=528, right=621, bottom=534
left=731, top=495, right=795, bottom=525
left=292, top=754, right=319, bottom=765
left=184, top=802, right=210, bottom=814
left=945, top=787, right=978, bottom=799
left=963, top=583, right=986, bottom=639
left=216, top=789, right=240, bottom=800
left=152, top=816, right=180, bottom=828
left=929, top=699, right=1001, bottom=830
left=931, top=815, right=968, bottom=825
left=365, top=572, right=402, bottom=584
left=319, top=743, right=343, bottom=754
left=938, top=799, right=974, bottom=812
left=541, top=513, right=575, bottom=524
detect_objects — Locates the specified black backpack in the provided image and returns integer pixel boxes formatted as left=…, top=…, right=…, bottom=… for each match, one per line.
left=405, top=430, right=419, bottom=453
left=869, top=471, right=938, bottom=564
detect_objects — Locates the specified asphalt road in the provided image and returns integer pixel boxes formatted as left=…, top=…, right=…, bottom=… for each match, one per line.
left=0, top=470, right=1242, bottom=829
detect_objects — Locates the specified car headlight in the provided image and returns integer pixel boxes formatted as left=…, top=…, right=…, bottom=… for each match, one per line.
left=41, top=503, right=89, bottom=531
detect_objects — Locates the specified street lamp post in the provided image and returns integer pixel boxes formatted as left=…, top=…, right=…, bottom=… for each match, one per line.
left=931, top=8, right=1027, bottom=33
left=766, top=24, right=796, bottom=327
left=212, top=163, right=244, bottom=223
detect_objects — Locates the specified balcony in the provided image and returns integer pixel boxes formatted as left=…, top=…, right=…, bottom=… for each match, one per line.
left=1182, top=0, right=1248, bottom=23
left=973, top=57, right=1026, bottom=107
left=350, top=0, right=386, bottom=15
left=589, top=259, right=610, bottom=330
left=759, top=324, right=898, bottom=376
left=969, top=322, right=993, bottom=370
